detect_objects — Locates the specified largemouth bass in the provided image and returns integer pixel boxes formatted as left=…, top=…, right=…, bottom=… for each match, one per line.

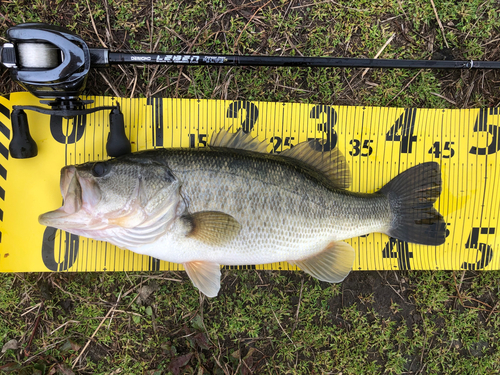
left=39, top=129, right=446, bottom=297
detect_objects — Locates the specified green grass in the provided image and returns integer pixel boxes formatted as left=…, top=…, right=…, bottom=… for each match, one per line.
left=2, top=271, right=500, bottom=373
left=1, top=0, right=500, bottom=373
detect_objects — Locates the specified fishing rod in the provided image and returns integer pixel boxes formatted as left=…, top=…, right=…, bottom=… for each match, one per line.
left=1, top=23, right=498, bottom=159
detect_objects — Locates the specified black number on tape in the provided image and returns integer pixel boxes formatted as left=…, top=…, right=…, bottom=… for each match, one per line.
left=270, top=136, right=295, bottom=153
left=461, top=227, right=495, bottom=270
left=469, top=108, right=500, bottom=155
left=385, top=108, right=417, bottom=153
left=41, top=227, right=79, bottom=271
left=349, top=139, right=373, bottom=156
left=428, top=141, right=455, bottom=158
left=50, top=115, right=85, bottom=144
left=382, top=238, right=413, bottom=270
left=309, top=105, right=337, bottom=152
left=226, top=101, right=259, bottom=133
left=189, top=133, right=207, bottom=148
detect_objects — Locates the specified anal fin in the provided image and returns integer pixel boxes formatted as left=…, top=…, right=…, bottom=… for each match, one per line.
left=184, top=261, right=221, bottom=298
left=291, top=241, right=355, bottom=283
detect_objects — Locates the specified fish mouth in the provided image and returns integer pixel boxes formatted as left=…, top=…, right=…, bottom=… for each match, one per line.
left=39, top=166, right=99, bottom=229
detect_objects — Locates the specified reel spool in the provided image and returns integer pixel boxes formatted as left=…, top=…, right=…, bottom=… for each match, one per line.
left=16, top=42, right=60, bottom=69
left=0, top=23, right=130, bottom=159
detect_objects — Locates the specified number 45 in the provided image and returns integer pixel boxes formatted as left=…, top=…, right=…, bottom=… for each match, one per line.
left=428, top=141, right=455, bottom=159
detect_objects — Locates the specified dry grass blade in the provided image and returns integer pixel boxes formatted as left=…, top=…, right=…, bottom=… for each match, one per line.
left=72, top=305, right=115, bottom=369
left=361, top=33, right=395, bottom=78
left=85, top=0, right=107, bottom=48
left=429, top=0, right=449, bottom=48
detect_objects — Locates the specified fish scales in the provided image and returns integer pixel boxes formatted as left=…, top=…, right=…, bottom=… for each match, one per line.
left=133, top=148, right=392, bottom=265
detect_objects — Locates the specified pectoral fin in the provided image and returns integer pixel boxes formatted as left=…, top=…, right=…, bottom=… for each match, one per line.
left=184, top=261, right=221, bottom=298
left=291, top=241, right=355, bottom=283
left=182, top=211, right=241, bottom=246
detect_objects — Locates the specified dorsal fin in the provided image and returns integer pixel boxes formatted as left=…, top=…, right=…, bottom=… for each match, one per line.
left=280, top=140, right=351, bottom=189
left=209, top=128, right=351, bottom=189
left=209, top=128, right=268, bottom=153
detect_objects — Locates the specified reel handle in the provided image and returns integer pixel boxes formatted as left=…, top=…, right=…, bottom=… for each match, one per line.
left=8, top=104, right=131, bottom=159
left=107, top=105, right=131, bottom=157
left=9, top=109, right=38, bottom=159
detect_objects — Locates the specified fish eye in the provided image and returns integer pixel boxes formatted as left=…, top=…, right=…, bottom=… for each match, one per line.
left=91, top=162, right=109, bottom=177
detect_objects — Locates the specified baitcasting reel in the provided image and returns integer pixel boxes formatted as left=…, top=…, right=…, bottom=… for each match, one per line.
left=0, top=23, right=129, bottom=159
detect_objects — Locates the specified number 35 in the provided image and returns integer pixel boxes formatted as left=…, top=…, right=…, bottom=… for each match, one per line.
left=349, top=139, right=373, bottom=157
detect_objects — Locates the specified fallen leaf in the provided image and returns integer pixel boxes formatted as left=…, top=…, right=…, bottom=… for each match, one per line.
left=192, top=332, right=210, bottom=350
left=242, top=348, right=256, bottom=375
left=0, top=362, right=20, bottom=373
left=1, top=339, right=19, bottom=353
left=56, top=363, right=75, bottom=375
left=191, top=314, right=204, bottom=331
left=138, top=282, right=159, bottom=304
left=168, top=353, right=193, bottom=375
left=60, top=339, right=81, bottom=352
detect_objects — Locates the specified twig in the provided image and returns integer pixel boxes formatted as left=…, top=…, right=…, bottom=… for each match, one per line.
left=85, top=0, right=107, bottom=48
left=234, top=0, right=273, bottom=51
left=72, top=305, right=115, bottom=369
left=103, top=0, right=114, bottom=46
left=386, top=69, right=423, bottom=106
left=483, top=37, right=500, bottom=47
left=486, top=301, right=500, bottom=323
left=377, top=271, right=413, bottom=305
left=449, top=295, right=497, bottom=312
left=361, top=33, right=395, bottom=78
left=271, top=310, right=296, bottom=348
left=431, top=92, right=456, bottom=105
left=99, top=71, right=121, bottom=98
left=212, top=337, right=231, bottom=375
left=291, top=0, right=367, bottom=12
left=291, top=279, right=304, bottom=335
left=50, top=320, right=80, bottom=335
left=452, top=270, right=467, bottom=309
left=0, top=12, right=14, bottom=25
left=21, top=302, right=42, bottom=317
left=24, top=302, right=44, bottom=357
left=23, top=339, right=66, bottom=365
left=458, top=295, right=492, bottom=309
left=127, top=274, right=182, bottom=282
left=429, top=0, right=449, bottom=48
left=130, top=67, right=138, bottom=99
left=107, top=287, right=124, bottom=330
left=110, top=309, right=143, bottom=317
left=51, top=280, right=92, bottom=304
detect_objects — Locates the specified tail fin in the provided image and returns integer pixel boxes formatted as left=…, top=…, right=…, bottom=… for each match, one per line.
left=379, top=162, right=446, bottom=246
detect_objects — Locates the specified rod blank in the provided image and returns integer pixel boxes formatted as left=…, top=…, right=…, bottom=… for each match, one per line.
left=91, top=50, right=500, bottom=70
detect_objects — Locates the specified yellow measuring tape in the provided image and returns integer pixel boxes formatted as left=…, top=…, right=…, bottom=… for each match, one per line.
left=0, top=92, right=498, bottom=273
